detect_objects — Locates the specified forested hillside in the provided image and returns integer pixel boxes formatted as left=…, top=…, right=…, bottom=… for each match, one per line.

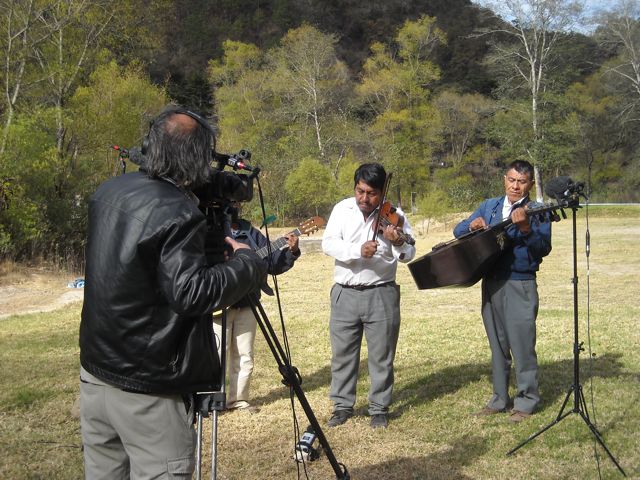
left=0, top=0, right=638, bottom=264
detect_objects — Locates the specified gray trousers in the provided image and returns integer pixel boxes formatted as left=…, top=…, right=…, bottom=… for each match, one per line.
left=329, top=283, right=400, bottom=415
left=80, top=379, right=196, bottom=479
left=481, top=278, right=540, bottom=413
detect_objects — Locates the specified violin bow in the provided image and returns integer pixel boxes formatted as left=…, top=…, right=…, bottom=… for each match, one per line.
left=371, top=171, right=392, bottom=243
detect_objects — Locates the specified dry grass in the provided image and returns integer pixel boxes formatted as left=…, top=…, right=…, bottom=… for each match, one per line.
left=0, top=263, right=82, bottom=319
left=0, top=206, right=638, bottom=479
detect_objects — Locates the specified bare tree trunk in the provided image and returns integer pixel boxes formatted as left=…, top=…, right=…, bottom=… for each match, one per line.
left=311, top=79, right=325, bottom=158
left=531, top=92, right=543, bottom=201
left=1, top=0, right=35, bottom=155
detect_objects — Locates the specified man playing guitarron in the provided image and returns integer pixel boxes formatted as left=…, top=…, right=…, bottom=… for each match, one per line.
left=453, top=160, right=552, bottom=423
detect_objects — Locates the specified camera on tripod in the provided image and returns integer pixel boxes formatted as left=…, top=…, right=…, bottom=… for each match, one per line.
left=112, top=143, right=257, bottom=264
left=192, top=149, right=257, bottom=264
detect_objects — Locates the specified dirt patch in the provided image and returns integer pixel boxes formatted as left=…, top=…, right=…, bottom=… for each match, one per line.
left=0, top=265, right=84, bottom=319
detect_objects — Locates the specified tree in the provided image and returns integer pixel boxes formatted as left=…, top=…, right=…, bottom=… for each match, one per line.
left=433, top=89, right=497, bottom=167
left=0, top=0, right=59, bottom=154
left=267, top=24, right=353, bottom=162
left=595, top=0, right=640, bottom=126
left=475, top=0, right=584, bottom=200
left=284, top=157, right=335, bottom=217
left=564, top=66, right=640, bottom=201
left=0, top=61, right=165, bottom=260
left=357, top=15, right=446, bottom=207
left=209, top=26, right=361, bottom=221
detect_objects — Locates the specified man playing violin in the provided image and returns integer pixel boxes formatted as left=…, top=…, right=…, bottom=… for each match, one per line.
left=322, top=162, right=416, bottom=429
left=453, top=159, right=552, bottom=423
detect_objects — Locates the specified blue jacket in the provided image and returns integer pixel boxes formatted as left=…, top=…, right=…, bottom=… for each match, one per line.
left=232, top=219, right=299, bottom=306
left=453, top=196, right=552, bottom=280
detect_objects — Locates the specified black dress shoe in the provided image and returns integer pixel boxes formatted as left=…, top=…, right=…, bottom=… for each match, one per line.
left=327, top=410, right=353, bottom=427
left=370, top=413, right=388, bottom=429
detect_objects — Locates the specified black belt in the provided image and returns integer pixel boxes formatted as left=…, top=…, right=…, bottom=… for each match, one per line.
left=339, top=281, right=394, bottom=291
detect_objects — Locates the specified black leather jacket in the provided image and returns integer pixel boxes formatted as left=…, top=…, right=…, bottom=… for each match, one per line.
left=79, top=171, right=267, bottom=394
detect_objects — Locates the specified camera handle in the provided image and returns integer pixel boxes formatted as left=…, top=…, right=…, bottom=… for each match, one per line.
left=247, top=295, right=350, bottom=480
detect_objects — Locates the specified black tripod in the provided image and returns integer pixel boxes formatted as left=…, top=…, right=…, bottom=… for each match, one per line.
left=507, top=191, right=626, bottom=477
left=248, top=296, right=350, bottom=479
left=194, top=298, right=350, bottom=480
left=194, top=308, right=228, bottom=480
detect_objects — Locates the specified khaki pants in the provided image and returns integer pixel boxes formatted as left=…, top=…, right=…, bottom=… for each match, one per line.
left=80, top=379, right=195, bottom=479
left=213, top=307, right=257, bottom=409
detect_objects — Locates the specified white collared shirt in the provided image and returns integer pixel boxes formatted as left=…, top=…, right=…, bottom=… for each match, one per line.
left=321, top=197, right=416, bottom=285
left=502, top=196, right=526, bottom=221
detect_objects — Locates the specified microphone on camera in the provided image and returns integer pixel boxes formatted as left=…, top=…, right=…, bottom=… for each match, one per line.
left=111, top=145, right=146, bottom=166
left=213, top=151, right=254, bottom=171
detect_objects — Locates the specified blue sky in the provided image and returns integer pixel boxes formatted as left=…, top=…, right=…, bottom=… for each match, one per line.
left=474, top=0, right=619, bottom=15
left=472, top=0, right=622, bottom=33
left=584, top=0, right=616, bottom=14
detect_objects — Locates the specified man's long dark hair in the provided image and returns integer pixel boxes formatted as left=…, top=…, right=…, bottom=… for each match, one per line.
left=354, top=163, right=386, bottom=191
left=144, top=106, right=215, bottom=189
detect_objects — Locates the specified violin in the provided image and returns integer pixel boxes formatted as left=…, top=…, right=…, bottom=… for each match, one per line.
left=374, top=201, right=416, bottom=246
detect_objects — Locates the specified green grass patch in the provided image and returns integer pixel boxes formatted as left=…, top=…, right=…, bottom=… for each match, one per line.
left=0, top=214, right=638, bottom=479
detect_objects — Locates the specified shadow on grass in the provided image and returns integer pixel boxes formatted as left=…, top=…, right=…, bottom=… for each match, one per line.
left=392, top=351, right=627, bottom=417
left=250, top=350, right=628, bottom=420
left=349, top=434, right=486, bottom=480
left=249, top=358, right=367, bottom=408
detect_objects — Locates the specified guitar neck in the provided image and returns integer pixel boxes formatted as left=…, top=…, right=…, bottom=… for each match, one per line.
left=455, top=203, right=557, bottom=243
left=255, top=228, right=301, bottom=259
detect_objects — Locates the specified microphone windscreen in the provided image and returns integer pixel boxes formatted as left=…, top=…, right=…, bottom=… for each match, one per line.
left=128, top=147, right=146, bottom=166
left=545, top=176, right=573, bottom=199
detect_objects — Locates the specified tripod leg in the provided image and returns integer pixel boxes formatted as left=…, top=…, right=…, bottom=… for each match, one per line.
left=248, top=299, right=350, bottom=480
left=193, top=311, right=228, bottom=480
left=211, top=410, right=219, bottom=480
left=195, top=412, right=204, bottom=480
left=575, top=388, right=627, bottom=477
left=507, top=387, right=574, bottom=456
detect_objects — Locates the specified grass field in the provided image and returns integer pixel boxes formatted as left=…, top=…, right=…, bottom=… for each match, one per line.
left=0, top=206, right=638, bottom=479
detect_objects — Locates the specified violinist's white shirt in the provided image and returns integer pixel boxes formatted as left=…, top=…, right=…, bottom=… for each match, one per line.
left=322, top=197, right=415, bottom=286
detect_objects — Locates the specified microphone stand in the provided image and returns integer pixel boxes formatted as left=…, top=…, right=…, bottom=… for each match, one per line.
left=506, top=191, right=626, bottom=477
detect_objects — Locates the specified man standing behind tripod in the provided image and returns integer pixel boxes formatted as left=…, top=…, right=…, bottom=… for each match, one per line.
left=453, top=159, right=552, bottom=423
left=79, top=105, right=267, bottom=479
left=213, top=202, right=300, bottom=414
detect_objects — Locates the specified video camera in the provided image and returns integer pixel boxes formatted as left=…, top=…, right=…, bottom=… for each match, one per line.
left=194, top=149, right=256, bottom=207
left=194, top=150, right=258, bottom=264
left=112, top=145, right=256, bottom=205
left=112, top=145, right=257, bottom=263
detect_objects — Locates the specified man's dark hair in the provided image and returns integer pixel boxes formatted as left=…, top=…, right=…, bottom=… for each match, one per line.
left=144, top=106, right=215, bottom=189
left=506, top=160, right=534, bottom=181
left=354, top=163, right=387, bottom=191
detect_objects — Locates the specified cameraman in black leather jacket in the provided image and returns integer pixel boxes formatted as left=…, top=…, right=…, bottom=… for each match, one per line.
left=79, top=105, right=267, bottom=479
